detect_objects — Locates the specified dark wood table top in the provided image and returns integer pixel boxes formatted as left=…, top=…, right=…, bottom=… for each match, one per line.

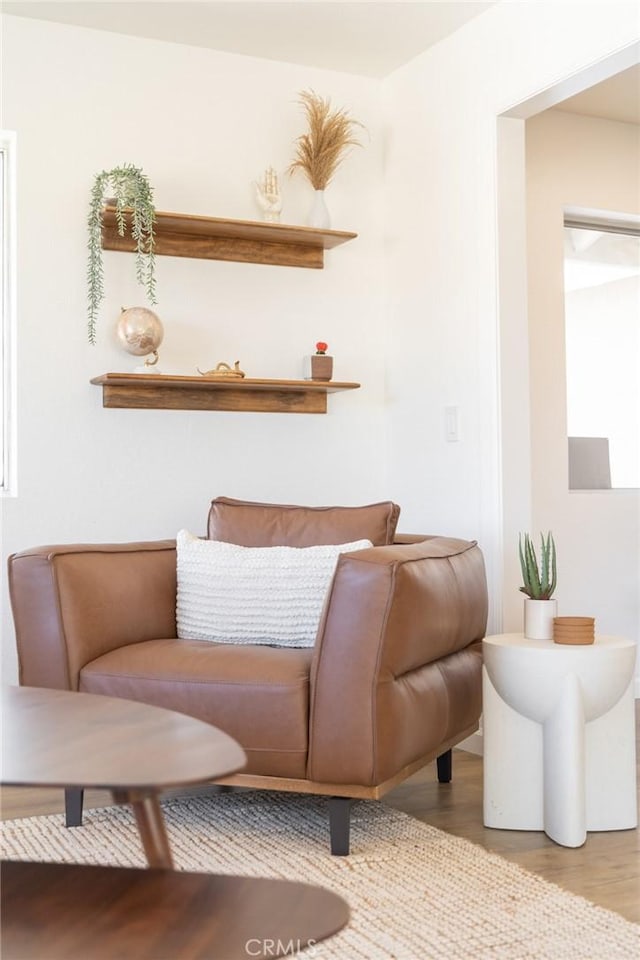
left=1, top=686, right=246, bottom=790
left=2, top=860, right=350, bottom=959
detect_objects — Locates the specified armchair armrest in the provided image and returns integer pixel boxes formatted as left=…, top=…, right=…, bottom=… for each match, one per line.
left=8, top=541, right=177, bottom=690
left=307, top=537, right=487, bottom=786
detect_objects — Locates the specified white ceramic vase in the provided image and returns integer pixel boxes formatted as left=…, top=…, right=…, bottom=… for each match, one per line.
left=308, top=190, right=331, bottom=229
left=524, top=598, right=557, bottom=641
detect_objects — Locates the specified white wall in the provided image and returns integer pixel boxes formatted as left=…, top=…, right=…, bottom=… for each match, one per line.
left=526, top=109, right=640, bottom=680
left=383, top=0, right=640, bottom=638
left=0, top=16, right=386, bottom=682
left=2, top=3, right=640, bottom=687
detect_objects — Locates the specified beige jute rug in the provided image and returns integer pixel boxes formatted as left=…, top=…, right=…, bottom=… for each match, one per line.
left=1, top=791, right=638, bottom=960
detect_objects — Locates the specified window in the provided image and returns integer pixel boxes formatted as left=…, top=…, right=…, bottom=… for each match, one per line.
left=563, top=212, right=640, bottom=490
left=1, top=130, right=17, bottom=496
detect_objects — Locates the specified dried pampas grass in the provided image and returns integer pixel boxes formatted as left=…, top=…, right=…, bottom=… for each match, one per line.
left=288, top=90, right=364, bottom=191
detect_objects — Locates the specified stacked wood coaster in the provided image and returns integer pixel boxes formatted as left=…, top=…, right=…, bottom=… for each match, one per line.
left=553, top=616, right=595, bottom=645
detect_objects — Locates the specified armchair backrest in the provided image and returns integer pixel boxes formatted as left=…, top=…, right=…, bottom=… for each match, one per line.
left=207, top=497, right=400, bottom=547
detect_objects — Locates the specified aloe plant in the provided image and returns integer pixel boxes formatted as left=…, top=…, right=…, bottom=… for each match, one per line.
left=518, top=532, right=557, bottom=600
left=87, top=163, right=157, bottom=344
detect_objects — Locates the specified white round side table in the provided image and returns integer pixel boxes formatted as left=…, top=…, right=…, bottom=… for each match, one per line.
left=482, top=633, right=637, bottom=847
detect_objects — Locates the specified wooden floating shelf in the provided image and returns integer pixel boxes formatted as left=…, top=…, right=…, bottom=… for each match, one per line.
left=101, top=207, right=357, bottom=269
left=91, top=373, right=361, bottom=415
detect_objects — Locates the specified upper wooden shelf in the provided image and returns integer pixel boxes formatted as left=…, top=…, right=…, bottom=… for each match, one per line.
left=101, top=207, right=357, bottom=269
left=91, top=373, right=361, bottom=414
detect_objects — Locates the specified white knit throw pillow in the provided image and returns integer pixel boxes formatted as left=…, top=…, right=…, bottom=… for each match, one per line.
left=176, top=530, right=372, bottom=648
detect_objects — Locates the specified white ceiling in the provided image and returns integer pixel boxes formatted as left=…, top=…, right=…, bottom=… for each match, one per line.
left=554, top=64, right=640, bottom=126
left=1, top=1, right=496, bottom=78
left=4, top=1, right=638, bottom=117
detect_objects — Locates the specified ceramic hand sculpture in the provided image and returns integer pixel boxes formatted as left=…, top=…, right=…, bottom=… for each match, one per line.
left=254, top=167, right=282, bottom=223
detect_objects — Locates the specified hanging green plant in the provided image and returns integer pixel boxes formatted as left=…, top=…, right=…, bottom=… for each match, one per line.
left=87, top=163, right=157, bottom=344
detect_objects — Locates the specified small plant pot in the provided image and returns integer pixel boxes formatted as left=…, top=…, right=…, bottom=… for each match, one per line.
left=524, top=598, right=557, bottom=640
left=553, top=616, right=595, bottom=645
left=306, top=354, right=333, bottom=381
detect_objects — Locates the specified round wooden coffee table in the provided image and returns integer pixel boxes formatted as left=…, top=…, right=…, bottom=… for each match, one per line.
left=1, top=685, right=246, bottom=868
left=1, top=686, right=350, bottom=958
left=2, top=861, right=350, bottom=960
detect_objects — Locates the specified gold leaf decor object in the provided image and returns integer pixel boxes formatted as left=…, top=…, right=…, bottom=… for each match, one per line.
left=197, top=361, right=246, bottom=379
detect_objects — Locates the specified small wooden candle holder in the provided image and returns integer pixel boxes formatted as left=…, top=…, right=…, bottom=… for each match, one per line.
left=553, top=616, right=595, bottom=645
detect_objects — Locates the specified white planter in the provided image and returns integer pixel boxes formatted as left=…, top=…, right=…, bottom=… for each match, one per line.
left=524, top=598, right=557, bottom=640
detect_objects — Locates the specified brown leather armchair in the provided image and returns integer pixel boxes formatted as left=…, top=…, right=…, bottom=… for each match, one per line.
left=8, top=498, right=488, bottom=853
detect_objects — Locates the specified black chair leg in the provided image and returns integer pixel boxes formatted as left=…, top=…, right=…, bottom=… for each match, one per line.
left=436, top=749, right=452, bottom=783
left=328, top=797, right=353, bottom=856
left=65, top=788, right=84, bottom=827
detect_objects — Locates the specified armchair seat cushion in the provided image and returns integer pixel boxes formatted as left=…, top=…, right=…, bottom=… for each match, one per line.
left=80, top=638, right=313, bottom=779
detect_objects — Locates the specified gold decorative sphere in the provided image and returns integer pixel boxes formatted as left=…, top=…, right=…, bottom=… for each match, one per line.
left=116, top=307, right=164, bottom=357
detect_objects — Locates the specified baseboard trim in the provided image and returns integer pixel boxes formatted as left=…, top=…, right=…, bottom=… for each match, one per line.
left=457, top=731, right=483, bottom=756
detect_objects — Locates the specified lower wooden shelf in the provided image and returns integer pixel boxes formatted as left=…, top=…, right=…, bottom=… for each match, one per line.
left=90, top=373, right=361, bottom=414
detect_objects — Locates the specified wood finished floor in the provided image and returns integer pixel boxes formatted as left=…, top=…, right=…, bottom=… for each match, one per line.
left=2, top=706, right=638, bottom=925
left=386, top=744, right=640, bottom=925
